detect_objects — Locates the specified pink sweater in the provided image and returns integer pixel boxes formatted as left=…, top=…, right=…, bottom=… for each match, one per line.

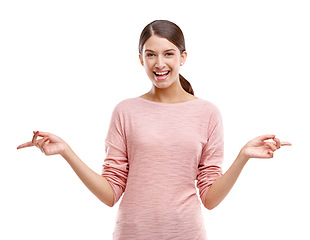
left=102, top=97, right=224, bottom=240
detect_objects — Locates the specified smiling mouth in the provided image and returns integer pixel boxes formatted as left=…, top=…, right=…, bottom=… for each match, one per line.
left=153, top=71, right=170, bottom=76
left=153, top=71, right=170, bottom=81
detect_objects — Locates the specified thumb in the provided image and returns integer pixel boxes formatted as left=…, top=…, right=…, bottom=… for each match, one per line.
left=33, top=131, right=50, bottom=137
left=33, top=131, right=63, bottom=143
left=257, top=134, right=276, bottom=142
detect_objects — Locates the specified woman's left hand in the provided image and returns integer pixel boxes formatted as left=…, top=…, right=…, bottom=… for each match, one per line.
left=240, top=134, right=291, bottom=159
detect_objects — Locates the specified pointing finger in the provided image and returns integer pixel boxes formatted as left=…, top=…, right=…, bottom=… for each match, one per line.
left=17, top=141, right=34, bottom=149
left=280, top=141, right=292, bottom=146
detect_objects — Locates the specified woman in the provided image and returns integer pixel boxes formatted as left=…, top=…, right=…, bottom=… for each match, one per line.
left=17, top=20, right=291, bottom=239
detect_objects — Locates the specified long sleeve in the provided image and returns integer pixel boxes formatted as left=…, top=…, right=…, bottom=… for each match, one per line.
left=102, top=105, right=129, bottom=206
left=196, top=107, right=224, bottom=206
left=102, top=97, right=224, bottom=239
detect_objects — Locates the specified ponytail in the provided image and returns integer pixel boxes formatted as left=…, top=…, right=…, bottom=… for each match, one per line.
left=179, top=74, right=194, bottom=96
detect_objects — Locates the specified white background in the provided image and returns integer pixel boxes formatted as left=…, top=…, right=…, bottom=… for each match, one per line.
left=1, top=0, right=309, bottom=239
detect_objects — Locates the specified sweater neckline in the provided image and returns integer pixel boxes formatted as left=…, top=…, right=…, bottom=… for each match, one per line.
left=136, top=96, right=202, bottom=106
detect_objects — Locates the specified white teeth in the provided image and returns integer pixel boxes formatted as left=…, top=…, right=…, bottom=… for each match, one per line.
left=154, top=71, right=169, bottom=75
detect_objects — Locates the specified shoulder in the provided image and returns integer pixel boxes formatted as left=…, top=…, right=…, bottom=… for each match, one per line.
left=111, top=97, right=140, bottom=114
left=197, top=97, right=222, bottom=116
left=194, top=98, right=223, bottom=131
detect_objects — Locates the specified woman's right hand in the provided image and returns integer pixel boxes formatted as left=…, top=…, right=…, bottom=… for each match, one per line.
left=17, top=131, right=69, bottom=156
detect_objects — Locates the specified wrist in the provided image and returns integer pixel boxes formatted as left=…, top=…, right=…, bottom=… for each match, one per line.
left=238, top=147, right=251, bottom=163
left=60, top=144, right=73, bottom=159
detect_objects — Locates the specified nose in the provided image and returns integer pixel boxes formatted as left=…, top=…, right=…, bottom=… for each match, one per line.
left=155, top=56, right=165, bottom=69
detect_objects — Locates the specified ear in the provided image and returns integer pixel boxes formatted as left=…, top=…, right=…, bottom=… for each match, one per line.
left=180, top=51, right=187, bottom=66
left=139, top=54, right=144, bottom=66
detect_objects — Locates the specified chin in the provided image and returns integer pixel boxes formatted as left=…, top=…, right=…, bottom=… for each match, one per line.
left=148, top=72, right=178, bottom=89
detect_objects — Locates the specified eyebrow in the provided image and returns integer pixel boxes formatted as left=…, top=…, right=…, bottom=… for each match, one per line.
left=144, top=49, right=176, bottom=53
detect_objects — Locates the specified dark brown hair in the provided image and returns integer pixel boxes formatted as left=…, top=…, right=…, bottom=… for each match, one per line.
left=138, top=20, right=194, bottom=95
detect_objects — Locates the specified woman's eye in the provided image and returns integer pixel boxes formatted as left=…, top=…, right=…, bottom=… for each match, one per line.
left=146, top=53, right=155, bottom=57
left=165, top=52, right=174, bottom=56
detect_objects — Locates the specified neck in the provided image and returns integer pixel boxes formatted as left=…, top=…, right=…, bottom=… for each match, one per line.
left=148, top=79, right=191, bottom=103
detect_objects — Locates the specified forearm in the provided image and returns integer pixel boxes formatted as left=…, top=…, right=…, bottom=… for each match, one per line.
left=61, top=146, right=114, bottom=207
left=204, top=150, right=249, bottom=210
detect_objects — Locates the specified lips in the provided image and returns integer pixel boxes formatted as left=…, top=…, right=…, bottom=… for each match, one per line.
left=154, top=70, right=170, bottom=76
left=153, top=70, right=170, bottom=80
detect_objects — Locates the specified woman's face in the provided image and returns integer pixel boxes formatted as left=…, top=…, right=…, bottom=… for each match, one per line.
left=139, top=35, right=187, bottom=89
